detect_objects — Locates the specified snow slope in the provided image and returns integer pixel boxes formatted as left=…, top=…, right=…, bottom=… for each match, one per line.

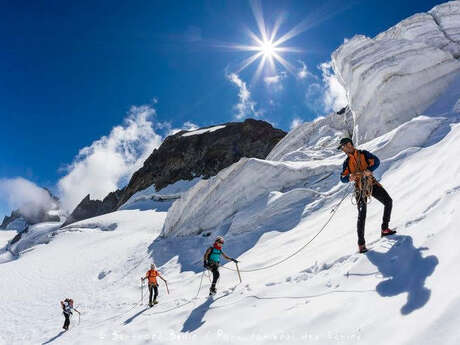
left=2, top=2, right=460, bottom=345
left=120, top=178, right=202, bottom=210
left=0, top=209, right=167, bottom=345
left=2, top=113, right=460, bottom=345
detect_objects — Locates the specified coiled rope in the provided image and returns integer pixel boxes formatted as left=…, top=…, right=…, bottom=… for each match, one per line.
left=351, top=175, right=374, bottom=206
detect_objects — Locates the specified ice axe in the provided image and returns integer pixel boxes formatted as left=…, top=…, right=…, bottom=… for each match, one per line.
left=164, top=280, right=170, bottom=295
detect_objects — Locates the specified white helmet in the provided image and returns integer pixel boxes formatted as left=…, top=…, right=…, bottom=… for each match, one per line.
left=215, top=236, right=224, bottom=244
left=151, top=263, right=156, bottom=269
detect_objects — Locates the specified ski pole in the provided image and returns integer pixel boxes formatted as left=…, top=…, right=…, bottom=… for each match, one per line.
left=165, top=281, right=170, bottom=295
left=235, top=262, right=242, bottom=283
left=141, top=279, right=144, bottom=304
left=195, top=270, right=205, bottom=298
left=206, top=270, right=212, bottom=283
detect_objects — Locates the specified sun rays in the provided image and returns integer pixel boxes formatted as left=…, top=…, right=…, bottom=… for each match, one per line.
left=228, top=0, right=304, bottom=83
left=221, top=0, right=354, bottom=85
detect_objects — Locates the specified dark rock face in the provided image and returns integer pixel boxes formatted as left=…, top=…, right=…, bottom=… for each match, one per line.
left=119, top=119, right=286, bottom=206
left=62, top=189, right=125, bottom=227
left=63, top=119, right=286, bottom=227
left=9, top=226, right=29, bottom=245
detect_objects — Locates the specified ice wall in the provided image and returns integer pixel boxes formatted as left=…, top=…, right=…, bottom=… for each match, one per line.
left=332, top=1, right=460, bottom=144
left=267, top=108, right=353, bottom=162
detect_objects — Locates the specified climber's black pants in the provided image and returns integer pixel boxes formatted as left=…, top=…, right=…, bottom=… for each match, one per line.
left=63, top=312, right=71, bottom=330
left=357, top=184, right=393, bottom=245
left=148, top=284, right=158, bottom=304
left=208, top=263, right=220, bottom=288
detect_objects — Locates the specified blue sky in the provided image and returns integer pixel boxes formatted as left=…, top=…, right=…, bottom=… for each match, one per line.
left=0, top=0, right=446, bottom=219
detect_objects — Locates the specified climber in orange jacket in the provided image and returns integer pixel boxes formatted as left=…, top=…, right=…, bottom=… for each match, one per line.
left=141, top=263, right=167, bottom=307
left=339, top=138, right=396, bottom=253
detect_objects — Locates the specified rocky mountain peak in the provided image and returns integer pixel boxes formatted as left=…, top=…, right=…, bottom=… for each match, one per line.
left=63, top=119, right=286, bottom=227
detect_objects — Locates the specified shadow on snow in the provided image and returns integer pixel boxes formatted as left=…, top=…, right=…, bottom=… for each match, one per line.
left=366, top=234, right=438, bottom=315
left=41, top=330, right=66, bottom=345
left=123, top=307, right=150, bottom=325
left=181, top=292, right=233, bottom=333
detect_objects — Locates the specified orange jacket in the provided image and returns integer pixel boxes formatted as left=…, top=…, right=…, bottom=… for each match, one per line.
left=145, top=269, right=160, bottom=285
left=340, top=150, right=380, bottom=183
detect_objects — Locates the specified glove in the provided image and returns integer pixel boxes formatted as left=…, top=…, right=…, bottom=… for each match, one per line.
left=231, top=258, right=239, bottom=263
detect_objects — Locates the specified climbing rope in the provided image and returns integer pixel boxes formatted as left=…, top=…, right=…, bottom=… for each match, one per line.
left=349, top=150, right=375, bottom=206
left=83, top=182, right=355, bottom=322
left=221, top=184, right=353, bottom=273
left=351, top=175, right=374, bottom=206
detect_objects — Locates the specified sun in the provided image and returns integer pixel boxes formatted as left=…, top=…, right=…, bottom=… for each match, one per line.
left=225, top=0, right=304, bottom=83
left=260, top=39, right=276, bottom=58
left=220, top=0, right=354, bottom=84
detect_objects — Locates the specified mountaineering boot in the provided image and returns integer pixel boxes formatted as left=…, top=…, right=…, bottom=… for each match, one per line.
left=359, top=244, right=368, bottom=253
left=209, top=287, right=217, bottom=296
left=153, top=300, right=159, bottom=305
left=149, top=302, right=153, bottom=308
left=381, top=228, right=396, bottom=237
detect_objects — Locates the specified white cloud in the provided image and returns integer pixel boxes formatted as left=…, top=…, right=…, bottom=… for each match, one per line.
left=182, top=121, right=199, bottom=132
left=304, top=62, right=348, bottom=115
left=158, top=121, right=200, bottom=136
left=290, top=117, right=304, bottom=130
left=297, top=61, right=309, bottom=79
left=57, top=105, right=162, bottom=211
left=0, top=178, right=56, bottom=219
left=264, top=75, right=281, bottom=85
left=320, top=62, right=348, bottom=112
left=227, top=73, right=259, bottom=120
left=264, top=72, right=287, bottom=92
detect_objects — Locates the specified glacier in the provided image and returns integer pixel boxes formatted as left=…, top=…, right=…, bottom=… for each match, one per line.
left=2, top=2, right=460, bottom=345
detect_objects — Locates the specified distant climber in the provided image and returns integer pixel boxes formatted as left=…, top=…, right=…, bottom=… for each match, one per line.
left=338, top=138, right=396, bottom=253
left=141, top=263, right=167, bottom=307
left=204, top=236, right=238, bottom=296
left=60, top=298, right=80, bottom=331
